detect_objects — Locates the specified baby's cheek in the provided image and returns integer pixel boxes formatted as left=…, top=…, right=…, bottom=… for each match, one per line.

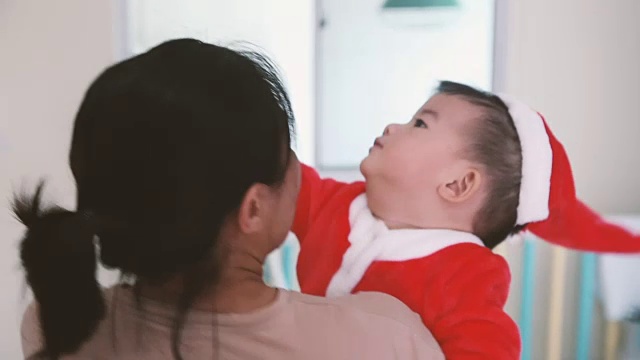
left=387, top=155, right=413, bottom=174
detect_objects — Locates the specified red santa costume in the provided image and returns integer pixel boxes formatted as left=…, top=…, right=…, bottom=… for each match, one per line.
left=292, top=95, right=640, bottom=360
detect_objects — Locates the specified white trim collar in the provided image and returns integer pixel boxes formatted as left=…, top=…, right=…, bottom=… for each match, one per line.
left=326, top=194, right=483, bottom=297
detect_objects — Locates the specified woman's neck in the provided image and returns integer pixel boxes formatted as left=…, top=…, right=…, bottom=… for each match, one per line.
left=139, top=252, right=278, bottom=314
left=208, top=269, right=278, bottom=313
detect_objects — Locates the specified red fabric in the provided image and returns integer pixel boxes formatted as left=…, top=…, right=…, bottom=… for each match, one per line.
left=293, top=164, right=521, bottom=359
left=525, top=116, right=640, bottom=253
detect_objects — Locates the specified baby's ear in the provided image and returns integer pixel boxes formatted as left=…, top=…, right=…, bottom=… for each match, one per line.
left=437, top=168, right=483, bottom=203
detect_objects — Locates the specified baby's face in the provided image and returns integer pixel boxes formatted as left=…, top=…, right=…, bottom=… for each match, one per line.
left=361, top=94, right=483, bottom=197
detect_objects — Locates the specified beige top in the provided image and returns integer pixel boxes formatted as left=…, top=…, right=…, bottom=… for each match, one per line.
left=22, top=286, right=444, bottom=359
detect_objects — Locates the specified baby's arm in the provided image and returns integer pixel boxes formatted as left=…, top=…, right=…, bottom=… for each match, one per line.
left=421, top=250, right=520, bottom=360
left=291, top=164, right=349, bottom=241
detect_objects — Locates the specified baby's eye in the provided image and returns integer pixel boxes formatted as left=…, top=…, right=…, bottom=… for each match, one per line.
left=414, top=119, right=428, bottom=129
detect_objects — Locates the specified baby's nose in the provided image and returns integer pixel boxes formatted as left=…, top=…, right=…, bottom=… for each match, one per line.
left=384, top=123, right=400, bottom=135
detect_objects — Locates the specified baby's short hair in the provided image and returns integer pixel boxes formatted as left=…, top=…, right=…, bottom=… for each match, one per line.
left=436, top=81, right=524, bottom=248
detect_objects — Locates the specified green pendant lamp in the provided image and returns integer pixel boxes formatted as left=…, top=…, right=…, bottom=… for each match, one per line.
left=382, top=0, right=459, bottom=9
left=380, top=0, right=461, bottom=27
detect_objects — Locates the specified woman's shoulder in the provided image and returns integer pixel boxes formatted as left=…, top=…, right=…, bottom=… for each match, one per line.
left=291, top=290, right=422, bottom=321
left=287, top=291, right=442, bottom=341
left=284, top=290, right=444, bottom=358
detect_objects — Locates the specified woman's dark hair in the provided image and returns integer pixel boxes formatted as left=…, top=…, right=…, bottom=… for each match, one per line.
left=13, top=38, right=295, bottom=359
left=436, top=81, right=524, bottom=249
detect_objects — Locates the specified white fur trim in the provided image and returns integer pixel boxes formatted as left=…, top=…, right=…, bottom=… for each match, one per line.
left=499, top=95, right=553, bottom=225
left=325, top=195, right=483, bottom=297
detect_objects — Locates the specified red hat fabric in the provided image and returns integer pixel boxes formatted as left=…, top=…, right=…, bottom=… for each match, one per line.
left=499, top=95, right=640, bottom=253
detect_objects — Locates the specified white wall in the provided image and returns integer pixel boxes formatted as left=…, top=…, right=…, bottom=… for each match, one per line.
left=503, top=0, right=640, bottom=215
left=0, top=0, right=118, bottom=357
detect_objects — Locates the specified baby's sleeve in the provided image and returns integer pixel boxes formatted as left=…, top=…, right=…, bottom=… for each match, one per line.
left=421, top=252, right=521, bottom=360
left=291, top=164, right=347, bottom=242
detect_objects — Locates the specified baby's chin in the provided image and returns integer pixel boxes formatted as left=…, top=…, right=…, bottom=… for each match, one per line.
left=360, top=153, right=392, bottom=182
left=359, top=155, right=373, bottom=179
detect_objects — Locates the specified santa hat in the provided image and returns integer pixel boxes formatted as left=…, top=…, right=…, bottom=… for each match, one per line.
left=499, top=95, right=640, bottom=253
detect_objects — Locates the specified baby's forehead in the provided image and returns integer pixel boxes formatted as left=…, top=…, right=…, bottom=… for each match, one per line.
left=417, top=94, right=486, bottom=126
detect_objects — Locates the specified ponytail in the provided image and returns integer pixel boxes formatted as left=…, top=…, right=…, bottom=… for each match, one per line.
left=14, top=182, right=105, bottom=359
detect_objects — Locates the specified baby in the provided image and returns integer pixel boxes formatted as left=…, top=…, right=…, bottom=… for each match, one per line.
left=292, top=81, right=640, bottom=359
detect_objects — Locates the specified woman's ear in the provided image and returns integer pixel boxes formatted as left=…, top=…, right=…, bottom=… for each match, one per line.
left=237, top=183, right=270, bottom=234
left=437, top=168, right=483, bottom=203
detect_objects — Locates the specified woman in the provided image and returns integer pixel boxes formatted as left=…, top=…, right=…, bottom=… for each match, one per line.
left=16, top=39, right=443, bottom=359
